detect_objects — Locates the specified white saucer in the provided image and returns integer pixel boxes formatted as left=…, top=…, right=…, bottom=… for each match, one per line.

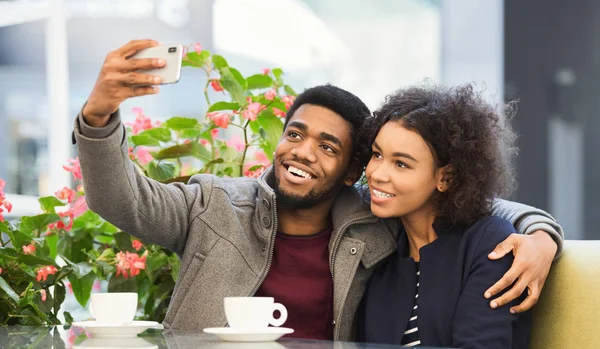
left=71, top=320, right=160, bottom=338
left=73, top=337, right=158, bottom=349
left=203, top=327, right=294, bottom=342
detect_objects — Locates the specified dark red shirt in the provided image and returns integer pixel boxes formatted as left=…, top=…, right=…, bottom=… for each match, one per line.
left=255, top=227, right=334, bottom=340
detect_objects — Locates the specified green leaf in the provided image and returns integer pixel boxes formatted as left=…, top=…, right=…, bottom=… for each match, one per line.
left=165, top=117, right=198, bottom=130
left=256, top=110, right=284, bottom=160
left=229, top=67, right=247, bottom=89
left=63, top=257, right=94, bottom=278
left=114, top=232, right=134, bottom=252
left=20, top=213, right=61, bottom=234
left=284, top=84, right=297, bottom=96
left=131, top=133, right=161, bottom=147
left=53, top=283, right=66, bottom=315
left=198, top=158, right=224, bottom=174
left=179, top=127, right=203, bottom=139
left=184, top=50, right=211, bottom=67
left=38, top=196, right=66, bottom=213
left=57, top=233, right=94, bottom=263
left=152, top=143, right=200, bottom=160
left=247, top=74, right=274, bottom=90
left=17, top=254, right=55, bottom=266
left=63, top=311, right=74, bottom=324
left=272, top=68, right=284, bottom=84
left=147, top=162, right=177, bottom=181
left=108, top=275, right=137, bottom=293
left=0, top=276, right=19, bottom=303
left=8, top=229, right=34, bottom=249
left=220, top=68, right=246, bottom=104
left=68, top=273, right=95, bottom=308
left=212, top=54, right=229, bottom=69
left=207, top=101, right=241, bottom=112
left=146, top=253, right=169, bottom=273
left=168, top=254, right=181, bottom=282
left=136, top=127, right=172, bottom=142
left=45, top=233, right=59, bottom=259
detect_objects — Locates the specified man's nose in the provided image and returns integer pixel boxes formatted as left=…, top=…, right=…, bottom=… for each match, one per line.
left=291, top=142, right=317, bottom=163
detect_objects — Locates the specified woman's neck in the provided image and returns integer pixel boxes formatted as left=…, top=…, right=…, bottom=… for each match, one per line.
left=400, top=211, right=438, bottom=262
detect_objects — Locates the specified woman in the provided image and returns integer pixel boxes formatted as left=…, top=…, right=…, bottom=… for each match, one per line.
left=357, top=83, right=531, bottom=348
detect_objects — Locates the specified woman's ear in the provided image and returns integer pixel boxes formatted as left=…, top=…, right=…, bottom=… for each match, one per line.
left=436, top=164, right=454, bottom=192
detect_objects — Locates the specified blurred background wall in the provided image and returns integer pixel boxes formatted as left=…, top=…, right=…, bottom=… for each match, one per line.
left=0, top=0, right=597, bottom=239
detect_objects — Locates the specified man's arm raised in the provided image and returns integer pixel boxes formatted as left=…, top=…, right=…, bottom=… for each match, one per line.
left=73, top=40, right=199, bottom=255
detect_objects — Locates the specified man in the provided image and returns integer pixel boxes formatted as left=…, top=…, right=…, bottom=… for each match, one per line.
left=73, top=40, right=563, bottom=340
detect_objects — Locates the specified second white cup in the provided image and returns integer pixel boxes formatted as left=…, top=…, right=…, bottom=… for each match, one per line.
left=224, top=297, right=288, bottom=331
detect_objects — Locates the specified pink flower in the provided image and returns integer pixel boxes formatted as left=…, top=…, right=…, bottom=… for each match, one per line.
left=132, top=240, right=143, bottom=251
left=244, top=165, right=266, bottom=178
left=200, top=139, right=210, bottom=147
left=125, top=109, right=154, bottom=135
left=194, top=42, right=203, bottom=54
left=36, top=265, right=58, bottom=282
left=136, top=147, right=153, bottom=166
left=242, top=103, right=263, bottom=121
left=227, top=135, right=246, bottom=153
left=55, top=187, right=76, bottom=203
left=63, top=157, right=82, bottom=180
left=262, top=68, right=271, bottom=75
left=282, top=95, right=295, bottom=110
left=0, top=268, right=3, bottom=274
left=210, top=80, right=224, bottom=92
left=77, top=185, right=84, bottom=193
left=70, top=196, right=88, bottom=218
left=211, top=129, right=220, bottom=139
left=180, top=163, right=193, bottom=176
left=255, top=150, right=270, bottom=165
left=115, top=251, right=146, bottom=278
left=40, top=289, right=47, bottom=302
left=0, top=179, right=5, bottom=190
left=3, top=201, right=12, bottom=213
left=57, top=210, right=74, bottom=231
left=273, top=107, right=286, bottom=118
left=264, top=89, right=277, bottom=101
left=182, top=45, right=188, bottom=57
left=67, top=282, right=73, bottom=294
left=206, top=111, right=231, bottom=129
left=93, top=279, right=102, bottom=291
left=22, top=244, right=36, bottom=255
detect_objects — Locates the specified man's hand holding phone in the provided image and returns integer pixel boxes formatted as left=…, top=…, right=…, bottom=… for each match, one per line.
left=82, top=40, right=166, bottom=128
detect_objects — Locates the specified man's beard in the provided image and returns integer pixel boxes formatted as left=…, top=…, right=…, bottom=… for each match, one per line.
left=273, top=174, right=344, bottom=210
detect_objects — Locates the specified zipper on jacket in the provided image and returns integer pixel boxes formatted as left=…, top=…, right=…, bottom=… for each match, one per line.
left=330, top=216, right=378, bottom=339
left=249, top=197, right=278, bottom=296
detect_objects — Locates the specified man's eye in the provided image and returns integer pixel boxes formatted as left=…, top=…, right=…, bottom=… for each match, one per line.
left=288, top=132, right=301, bottom=139
left=322, top=144, right=335, bottom=153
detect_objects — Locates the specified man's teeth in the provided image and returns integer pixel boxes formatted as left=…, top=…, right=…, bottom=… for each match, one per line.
left=288, top=166, right=313, bottom=179
left=373, top=189, right=395, bottom=198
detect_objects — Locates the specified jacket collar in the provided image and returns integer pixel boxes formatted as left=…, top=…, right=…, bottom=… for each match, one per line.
left=259, top=166, right=396, bottom=267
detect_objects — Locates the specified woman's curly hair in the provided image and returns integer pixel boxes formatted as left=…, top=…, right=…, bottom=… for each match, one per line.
left=359, top=82, right=518, bottom=226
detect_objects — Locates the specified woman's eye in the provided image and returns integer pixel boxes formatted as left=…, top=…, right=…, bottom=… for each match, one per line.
left=395, top=161, right=408, bottom=168
left=372, top=151, right=382, bottom=159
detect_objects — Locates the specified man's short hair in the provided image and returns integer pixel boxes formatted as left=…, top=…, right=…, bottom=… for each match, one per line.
left=284, top=84, right=371, bottom=153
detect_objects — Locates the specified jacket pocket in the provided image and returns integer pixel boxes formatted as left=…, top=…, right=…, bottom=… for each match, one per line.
left=163, top=252, right=206, bottom=327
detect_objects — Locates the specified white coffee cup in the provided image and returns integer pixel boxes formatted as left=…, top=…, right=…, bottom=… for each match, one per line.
left=224, top=297, right=288, bottom=330
left=89, top=292, right=137, bottom=324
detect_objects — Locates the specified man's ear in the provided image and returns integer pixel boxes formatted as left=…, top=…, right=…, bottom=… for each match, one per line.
left=344, top=159, right=364, bottom=186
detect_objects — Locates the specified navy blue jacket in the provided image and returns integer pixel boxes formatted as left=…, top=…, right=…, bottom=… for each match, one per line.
left=358, top=216, right=531, bottom=348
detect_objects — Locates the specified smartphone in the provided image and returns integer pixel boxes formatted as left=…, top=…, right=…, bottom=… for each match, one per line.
left=131, top=45, right=183, bottom=85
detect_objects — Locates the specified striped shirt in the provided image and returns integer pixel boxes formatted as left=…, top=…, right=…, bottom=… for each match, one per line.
left=401, top=262, right=421, bottom=347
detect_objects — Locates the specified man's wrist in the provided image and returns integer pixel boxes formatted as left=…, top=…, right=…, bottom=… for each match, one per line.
left=531, top=230, right=559, bottom=256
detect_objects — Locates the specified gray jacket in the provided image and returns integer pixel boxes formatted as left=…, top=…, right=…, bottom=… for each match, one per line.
left=72, top=111, right=564, bottom=340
